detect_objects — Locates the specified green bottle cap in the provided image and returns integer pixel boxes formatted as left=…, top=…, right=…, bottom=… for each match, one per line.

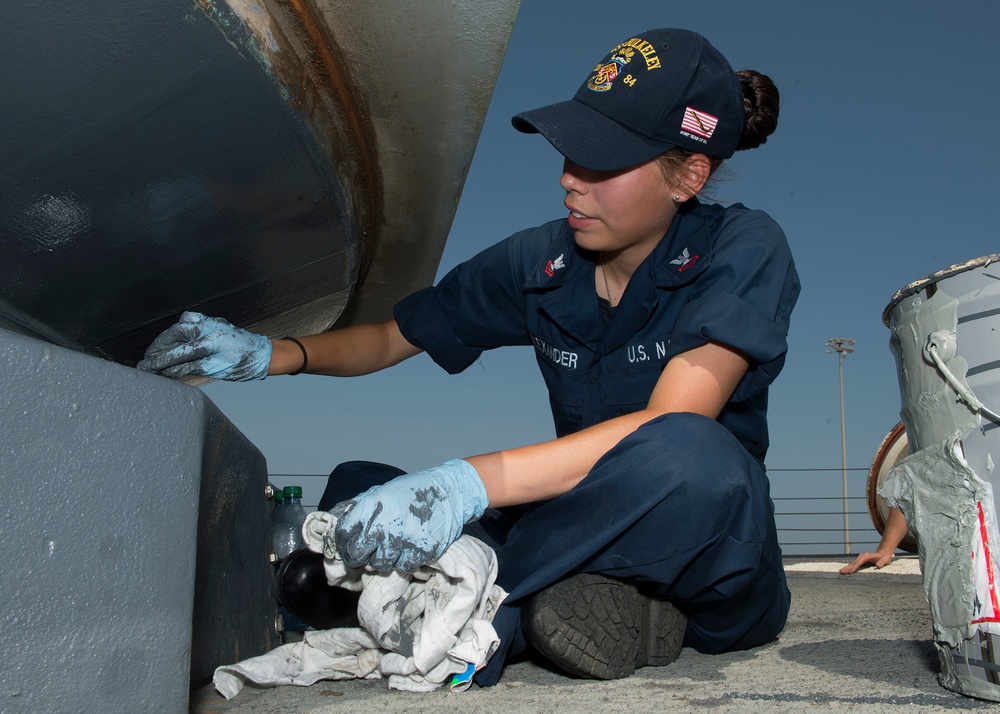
left=273, top=488, right=284, bottom=501
left=285, top=486, right=303, bottom=498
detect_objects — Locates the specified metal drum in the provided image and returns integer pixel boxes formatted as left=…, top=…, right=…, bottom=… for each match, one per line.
left=883, top=254, right=1000, bottom=701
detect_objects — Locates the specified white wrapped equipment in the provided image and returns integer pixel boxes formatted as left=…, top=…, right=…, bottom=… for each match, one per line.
left=882, top=254, right=1000, bottom=701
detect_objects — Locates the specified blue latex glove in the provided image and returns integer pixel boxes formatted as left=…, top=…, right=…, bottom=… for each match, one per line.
left=333, top=459, right=489, bottom=572
left=136, top=311, right=272, bottom=381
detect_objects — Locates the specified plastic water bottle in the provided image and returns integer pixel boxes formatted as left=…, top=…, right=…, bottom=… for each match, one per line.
left=272, top=485, right=307, bottom=560
left=271, top=487, right=284, bottom=509
left=269, top=487, right=284, bottom=557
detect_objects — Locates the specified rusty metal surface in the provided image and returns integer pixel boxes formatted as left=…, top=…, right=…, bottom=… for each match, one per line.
left=207, top=0, right=382, bottom=285
left=194, top=0, right=523, bottom=329
left=0, top=0, right=519, bottom=362
left=227, top=0, right=523, bottom=328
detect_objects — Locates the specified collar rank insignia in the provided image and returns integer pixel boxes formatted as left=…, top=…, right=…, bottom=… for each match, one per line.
left=544, top=253, right=566, bottom=277
left=670, top=247, right=699, bottom=272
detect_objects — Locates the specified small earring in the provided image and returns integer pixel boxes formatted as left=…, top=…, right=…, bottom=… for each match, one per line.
left=673, top=195, right=682, bottom=202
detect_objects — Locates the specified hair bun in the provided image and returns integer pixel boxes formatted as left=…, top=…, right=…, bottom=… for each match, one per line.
left=735, top=70, right=779, bottom=151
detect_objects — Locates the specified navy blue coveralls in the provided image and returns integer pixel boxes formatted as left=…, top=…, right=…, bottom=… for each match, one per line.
left=318, top=198, right=800, bottom=686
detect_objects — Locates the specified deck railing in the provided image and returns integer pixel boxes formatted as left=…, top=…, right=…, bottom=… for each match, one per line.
left=268, top=465, right=888, bottom=558
left=767, top=466, right=883, bottom=556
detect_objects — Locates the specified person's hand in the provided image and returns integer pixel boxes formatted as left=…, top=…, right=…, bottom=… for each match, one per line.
left=333, top=459, right=489, bottom=572
left=137, top=311, right=272, bottom=381
left=840, top=551, right=894, bottom=574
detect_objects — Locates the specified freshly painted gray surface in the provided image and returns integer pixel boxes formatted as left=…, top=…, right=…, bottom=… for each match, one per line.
left=0, top=328, right=275, bottom=713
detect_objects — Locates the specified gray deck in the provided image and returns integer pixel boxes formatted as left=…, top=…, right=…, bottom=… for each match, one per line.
left=190, top=557, right=999, bottom=712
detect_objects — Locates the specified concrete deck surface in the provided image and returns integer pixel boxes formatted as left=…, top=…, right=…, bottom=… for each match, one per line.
left=190, top=557, right=998, bottom=713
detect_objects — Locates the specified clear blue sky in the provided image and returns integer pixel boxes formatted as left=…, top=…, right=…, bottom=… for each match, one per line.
left=205, top=1, right=1000, bottom=532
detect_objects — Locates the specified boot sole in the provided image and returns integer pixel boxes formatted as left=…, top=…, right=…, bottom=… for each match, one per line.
left=525, top=573, right=687, bottom=679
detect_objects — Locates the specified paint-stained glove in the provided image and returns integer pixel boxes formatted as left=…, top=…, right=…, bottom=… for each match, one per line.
left=333, top=459, right=489, bottom=572
left=137, top=311, right=272, bottom=381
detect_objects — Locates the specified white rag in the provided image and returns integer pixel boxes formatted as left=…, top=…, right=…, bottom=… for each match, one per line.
left=213, top=511, right=507, bottom=697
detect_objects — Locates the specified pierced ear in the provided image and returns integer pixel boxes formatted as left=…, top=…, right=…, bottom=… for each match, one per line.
left=676, top=154, right=711, bottom=200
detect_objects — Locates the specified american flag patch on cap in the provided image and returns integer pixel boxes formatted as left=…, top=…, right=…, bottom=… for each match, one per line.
left=680, top=107, right=719, bottom=139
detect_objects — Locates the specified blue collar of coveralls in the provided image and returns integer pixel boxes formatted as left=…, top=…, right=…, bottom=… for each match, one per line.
left=522, top=199, right=725, bottom=359
left=522, top=198, right=721, bottom=294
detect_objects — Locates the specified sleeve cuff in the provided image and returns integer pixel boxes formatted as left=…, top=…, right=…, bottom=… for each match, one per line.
left=669, top=292, right=789, bottom=399
left=393, top=288, right=483, bottom=374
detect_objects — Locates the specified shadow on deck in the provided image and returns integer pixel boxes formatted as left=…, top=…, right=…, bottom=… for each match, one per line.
left=189, top=556, right=996, bottom=713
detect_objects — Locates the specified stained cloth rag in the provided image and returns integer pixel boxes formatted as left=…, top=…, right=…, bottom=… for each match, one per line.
left=213, top=511, right=507, bottom=697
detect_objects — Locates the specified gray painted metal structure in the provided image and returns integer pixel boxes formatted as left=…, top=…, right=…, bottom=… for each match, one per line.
left=1, top=327, right=276, bottom=712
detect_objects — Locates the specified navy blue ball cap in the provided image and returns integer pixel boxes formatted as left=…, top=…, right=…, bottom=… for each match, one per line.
left=512, top=28, right=744, bottom=171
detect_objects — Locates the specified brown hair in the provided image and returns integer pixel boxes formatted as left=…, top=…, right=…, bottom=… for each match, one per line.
left=656, top=70, right=780, bottom=190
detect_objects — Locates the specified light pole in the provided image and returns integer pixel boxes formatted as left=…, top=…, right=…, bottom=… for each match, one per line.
left=825, top=337, right=855, bottom=555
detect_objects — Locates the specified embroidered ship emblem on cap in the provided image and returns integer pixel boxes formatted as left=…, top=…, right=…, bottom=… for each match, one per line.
left=587, top=56, right=628, bottom=92
left=586, top=38, right=661, bottom=93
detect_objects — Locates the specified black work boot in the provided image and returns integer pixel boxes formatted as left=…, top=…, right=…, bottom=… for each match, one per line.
left=275, top=548, right=361, bottom=630
left=524, top=573, right=687, bottom=679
